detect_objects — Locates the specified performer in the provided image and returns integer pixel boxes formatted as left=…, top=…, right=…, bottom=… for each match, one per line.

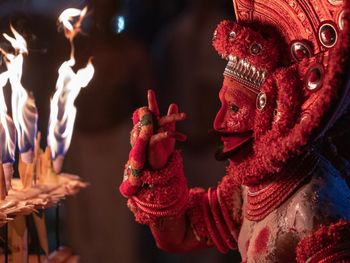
left=119, top=0, right=350, bottom=262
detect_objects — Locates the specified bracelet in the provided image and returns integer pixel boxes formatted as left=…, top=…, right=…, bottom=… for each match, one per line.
left=127, top=151, right=189, bottom=225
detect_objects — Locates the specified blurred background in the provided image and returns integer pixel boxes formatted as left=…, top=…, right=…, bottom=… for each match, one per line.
left=0, top=0, right=241, bottom=262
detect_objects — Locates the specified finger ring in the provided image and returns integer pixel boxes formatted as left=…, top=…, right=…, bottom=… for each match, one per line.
left=139, top=113, right=153, bottom=127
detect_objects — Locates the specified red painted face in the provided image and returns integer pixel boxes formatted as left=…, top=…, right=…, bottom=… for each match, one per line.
left=214, top=77, right=256, bottom=160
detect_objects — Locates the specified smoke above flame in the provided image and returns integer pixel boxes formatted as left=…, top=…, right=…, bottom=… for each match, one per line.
left=48, top=7, right=94, bottom=160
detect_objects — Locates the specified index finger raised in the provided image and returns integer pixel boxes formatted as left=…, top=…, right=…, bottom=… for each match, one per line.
left=147, top=89, right=160, bottom=116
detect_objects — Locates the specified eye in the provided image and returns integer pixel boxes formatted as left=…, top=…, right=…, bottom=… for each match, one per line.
left=229, top=104, right=239, bottom=113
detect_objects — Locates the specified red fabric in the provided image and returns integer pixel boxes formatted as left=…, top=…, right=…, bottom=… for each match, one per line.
left=296, top=220, right=350, bottom=263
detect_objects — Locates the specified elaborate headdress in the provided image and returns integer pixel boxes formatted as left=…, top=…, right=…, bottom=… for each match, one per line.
left=213, top=0, right=350, bottom=185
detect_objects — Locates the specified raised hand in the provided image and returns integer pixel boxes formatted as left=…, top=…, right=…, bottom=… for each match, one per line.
left=120, top=90, right=186, bottom=197
left=147, top=90, right=187, bottom=169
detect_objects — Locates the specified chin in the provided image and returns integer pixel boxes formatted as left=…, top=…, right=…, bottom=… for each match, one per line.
left=215, top=132, right=253, bottom=162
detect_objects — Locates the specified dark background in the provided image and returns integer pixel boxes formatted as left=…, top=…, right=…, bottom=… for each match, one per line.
left=0, top=0, right=242, bottom=262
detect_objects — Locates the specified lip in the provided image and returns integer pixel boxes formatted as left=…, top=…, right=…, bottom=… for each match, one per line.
left=213, top=130, right=253, bottom=161
left=221, top=132, right=253, bottom=152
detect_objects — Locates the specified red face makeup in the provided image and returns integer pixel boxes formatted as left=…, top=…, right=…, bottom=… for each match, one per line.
left=213, top=77, right=256, bottom=160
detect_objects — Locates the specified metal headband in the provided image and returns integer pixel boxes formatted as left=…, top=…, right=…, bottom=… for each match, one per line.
left=223, top=55, right=267, bottom=95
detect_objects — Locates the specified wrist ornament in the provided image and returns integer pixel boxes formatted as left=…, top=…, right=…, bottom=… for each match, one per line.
left=127, top=151, right=189, bottom=225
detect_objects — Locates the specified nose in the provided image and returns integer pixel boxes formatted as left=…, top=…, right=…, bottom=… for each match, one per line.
left=213, top=103, right=227, bottom=131
left=213, top=86, right=227, bottom=131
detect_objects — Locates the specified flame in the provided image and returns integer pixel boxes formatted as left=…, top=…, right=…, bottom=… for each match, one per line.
left=3, top=25, right=28, bottom=55
left=58, top=7, right=87, bottom=39
left=58, top=6, right=88, bottom=63
left=48, top=7, right=94, bottom=160
left=0, top=71, right=16, bottom=164
left=2, top=26, right=38, bottom=160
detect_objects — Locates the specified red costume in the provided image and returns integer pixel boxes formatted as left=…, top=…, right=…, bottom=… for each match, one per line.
left=120, top=0, right=350, bottom=262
